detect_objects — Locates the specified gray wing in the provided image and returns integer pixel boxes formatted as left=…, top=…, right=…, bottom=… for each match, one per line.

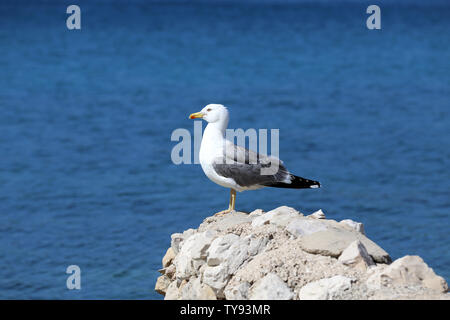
left=212, top=141, right=291, bottom=187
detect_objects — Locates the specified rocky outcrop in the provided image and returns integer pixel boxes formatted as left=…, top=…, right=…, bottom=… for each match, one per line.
left=155, top=206, right=449, bottom=300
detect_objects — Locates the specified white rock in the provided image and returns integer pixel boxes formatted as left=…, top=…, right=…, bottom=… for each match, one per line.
left=366, top=265, right=388, bottom=290
left=169, top=229, right=198, bottom=255
left=368, top=255, right=448, bottom=293
left=286, top=217, right=328, bottom=237
left=251, top=214, right=272, bottom=227
left=203, top=264, right=230, bottom=297
left=171, top=233, right=184, bottom=254
left=189, top=230, right=217, bottom=260
left=199, top=212, right=252, bottom=233
left=179, top=277, right=217, bottom=300
left=269, top=210, right=301, bottom=227
left=249, top=273, right=294, bottom=300
left=203, top=232, right=270, bottom=297
left=338, top=240, right=374, bottom=270
left=246, top=235, right=269, bottom=257
left=299, top=275, right=353, bottom=300
left=251, top=206, right=301, bottom=228
left=308, top=209, right=326, bottom=219
left=224, top=240, right=251, bottom=274
left=207, top=234, right=252, bottom=275
left=340, top=219, right=365, bottom=234
left=207, top=234, right=240, bottom=266
left=173, top=253, right=194, bottom=280
left=162, top=247, right=176, bottom=267
left=224, top=282, right=251, bottom=300
left=164, top=281, right=180, bottom=300
left=182, top=228, right=197, bottom=240
left=249, top=209, right=264, bottom=217
left=174, top=230, right=217, bottom=280
left=299, top=227, right=391, bottom=263
left=270, top=206, right=302, bottom=216
left=155, top=275, right=171, bottom=295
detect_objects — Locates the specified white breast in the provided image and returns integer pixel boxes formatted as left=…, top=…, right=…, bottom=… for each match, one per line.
left=199, top=124, right=239, bottom=190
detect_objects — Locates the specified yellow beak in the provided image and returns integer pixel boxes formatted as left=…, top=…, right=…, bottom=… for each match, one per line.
left=189, top=112, right=204, bottom=119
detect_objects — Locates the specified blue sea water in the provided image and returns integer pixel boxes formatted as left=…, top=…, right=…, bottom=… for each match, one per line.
left=0, top=1, right=449, bottom=299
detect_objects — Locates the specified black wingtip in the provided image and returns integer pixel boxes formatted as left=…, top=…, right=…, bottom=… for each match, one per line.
left=264, top=175, right=321, bottom=189
left=309, top=181, right=321, bottom=189
left=290, top=175, right=320, bottom=189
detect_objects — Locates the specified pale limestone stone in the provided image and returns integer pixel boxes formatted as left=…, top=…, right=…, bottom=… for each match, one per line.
left=182, top=228, right=197, bottom=240
left=155, top=275, right=171, bottom=296
left=369, top=255, right=448, bottom=293
left=198, top=211, right=252, bottom=233
left=180, top=277, right=217, bottom=300
left=162, top=247, right=176, bottom=267
left=203, top=264, right=230, bottom=298
left=164, top=281, right=180, bottom=300
left=251, top=206, right=301, bottom=228
left=207, top=234, right=260, bottom=275
left=340, top=219, right=365, bottom=235
left=246, top=234, right=269, bottom=256
left=286, top=217, right=328, bottom=237
left=202, top=235, right=256, bottom=297
left=299, top=275, right=353, bottom=300
left=171, top=233, right=183, bottom=254
left=174, top=230, right=217, bottom=280
left=299, top=227, right=391, bottom=263
left=207, top=234, right=240, bottom=266
left=338, top=240, right=374, bottom=270
left=249, top=209, right=264, bottom=217
left=308, top=209, right=326, bottom=219
left=224, top=282, right=251, bottom=300
left=249, top=273, right=294, bottom=300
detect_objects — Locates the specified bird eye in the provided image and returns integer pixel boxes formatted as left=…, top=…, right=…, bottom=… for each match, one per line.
left=207, top=108, right=212, bottom=112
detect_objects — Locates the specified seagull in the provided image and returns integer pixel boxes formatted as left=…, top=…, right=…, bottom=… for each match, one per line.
left=189, top=104, right=320, bottom=215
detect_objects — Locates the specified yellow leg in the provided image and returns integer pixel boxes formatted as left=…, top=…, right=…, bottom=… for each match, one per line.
left=214, top=189, right=237, bottom=216
left=230, top=188, right=236, bottom=211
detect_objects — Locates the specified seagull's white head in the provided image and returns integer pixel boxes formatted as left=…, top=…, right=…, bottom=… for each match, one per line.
left=189, top=104, right=229, bottom=124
